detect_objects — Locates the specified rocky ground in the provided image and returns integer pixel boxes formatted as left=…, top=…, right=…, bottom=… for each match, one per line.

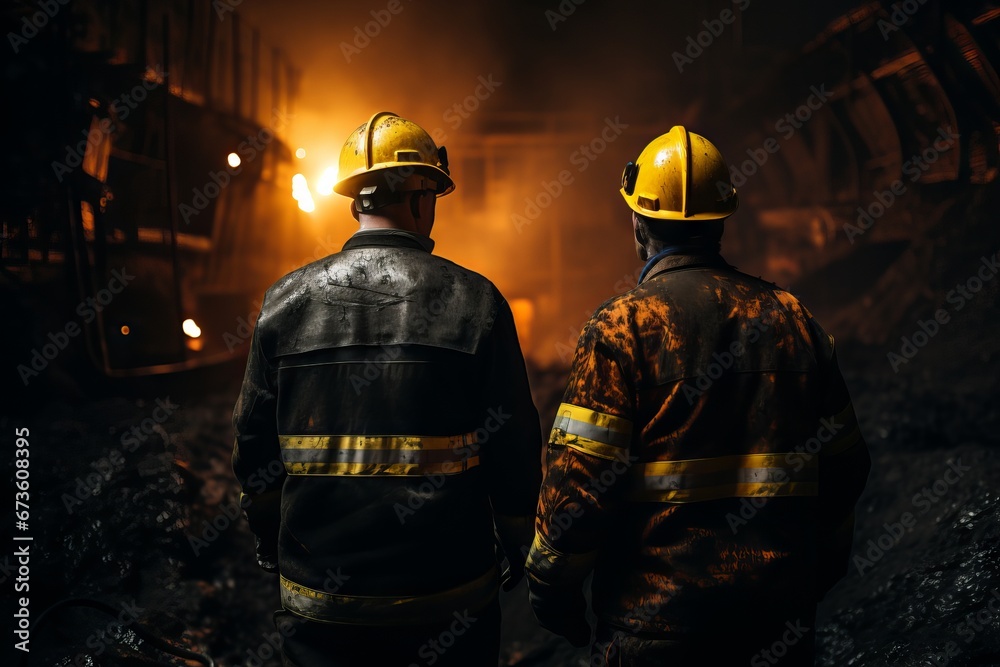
left=5, top=326, right=998, bottom=666
left=4, top=211, right=999, bottom=665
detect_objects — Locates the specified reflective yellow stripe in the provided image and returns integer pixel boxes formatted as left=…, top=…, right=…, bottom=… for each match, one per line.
left=280, top=567, right=498, bottom=625
left=281, top=434, right=475, bottom=451
left=279, top=433, right=479, bottom=476
left=631, top=481, right=818, bottom=503
left=525, top=532, right=598, bottom=585
left=282, top=459, right=480, bottom=476
left=639, top=453, right=813, bottom=476
left=630, top=452, right=818, bottom=503
left=550, top=403, right=633, bottom=460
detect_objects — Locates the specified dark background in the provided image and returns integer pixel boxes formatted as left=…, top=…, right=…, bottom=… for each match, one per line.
left=2, top=1, right=999, bottom=665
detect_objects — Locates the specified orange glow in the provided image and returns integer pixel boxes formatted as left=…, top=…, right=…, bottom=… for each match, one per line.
left=120, top=325, right=130, bottom=335
left=227, top=152, right=241, bottom=168
left=509, top=298, right=535, bottom=350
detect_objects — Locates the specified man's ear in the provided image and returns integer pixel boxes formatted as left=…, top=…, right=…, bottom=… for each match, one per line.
left=350, top=200, right=360, bottom=221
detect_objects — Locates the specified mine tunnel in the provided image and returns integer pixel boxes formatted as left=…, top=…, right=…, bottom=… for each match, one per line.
left=2, top=0, right=999, bottom=665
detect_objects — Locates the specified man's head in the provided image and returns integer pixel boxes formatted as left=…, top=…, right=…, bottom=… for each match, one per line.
left=620, top=125, right=737, bottom=261
left=334, top=112, right=454, bottom=237
left=631, top=212, right=724, bottom=261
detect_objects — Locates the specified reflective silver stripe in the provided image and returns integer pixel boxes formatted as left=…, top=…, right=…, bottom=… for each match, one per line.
left=630, top=453, right=818, bottom=503
left=550, top=403, right=633, bottom=460
left=280, top=567, right=499, bottom=625
left=553, top=415, right=632, bottom=449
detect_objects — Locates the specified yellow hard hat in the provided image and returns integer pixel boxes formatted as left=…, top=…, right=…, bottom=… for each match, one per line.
left=620, top=125, right=738, bottom=221
left=333, top=111, right=454, bottom=200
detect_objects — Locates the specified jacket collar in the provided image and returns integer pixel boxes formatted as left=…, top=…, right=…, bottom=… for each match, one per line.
left=342, top=228, right=435, bottom=253
left=638, top=250, right=730, bottom=286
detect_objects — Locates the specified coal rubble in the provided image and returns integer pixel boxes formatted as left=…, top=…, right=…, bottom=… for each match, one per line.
left=5, top=324, right=999, bottom=666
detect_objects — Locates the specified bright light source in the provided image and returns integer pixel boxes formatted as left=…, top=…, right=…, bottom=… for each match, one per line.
left=292, top=173, right=307, bottom=201
left=291, top=173, right=315, bottom=213
left=182, top=318, right=202, bottom=338
left=295, top=147, right=306, bottom=159
left=120, top=325, right=130, bottom=336
left=317, top=166, right=338, bottom=196
left=227, top=152, right=241, bottom=168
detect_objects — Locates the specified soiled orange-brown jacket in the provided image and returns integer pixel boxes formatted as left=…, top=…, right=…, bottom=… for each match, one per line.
left=527, top=252, right=871, bottom=638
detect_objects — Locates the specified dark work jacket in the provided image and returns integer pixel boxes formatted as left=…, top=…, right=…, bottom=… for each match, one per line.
left=232, top=229, right=542, bottom=626
left=527, top=251, right=871, bottom=639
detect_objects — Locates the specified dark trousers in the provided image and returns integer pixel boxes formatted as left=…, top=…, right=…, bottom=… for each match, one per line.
left=273, top=596, right=501, bottom=667
left=592, top=615, right=817, bottom=667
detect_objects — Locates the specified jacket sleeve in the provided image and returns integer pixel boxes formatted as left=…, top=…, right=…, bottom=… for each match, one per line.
left=232, top=307, right=286, bottom=571
left=526, top=308, right=634, bottom=591
left=810, top=325, right=872, bottom=598
left=479, top=297, right=544, bottom=560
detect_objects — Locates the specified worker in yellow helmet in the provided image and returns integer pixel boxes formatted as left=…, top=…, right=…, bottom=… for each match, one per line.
left=526, top=126, right=871, bottom=665
left=233, top=112, right=542, bottom=667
